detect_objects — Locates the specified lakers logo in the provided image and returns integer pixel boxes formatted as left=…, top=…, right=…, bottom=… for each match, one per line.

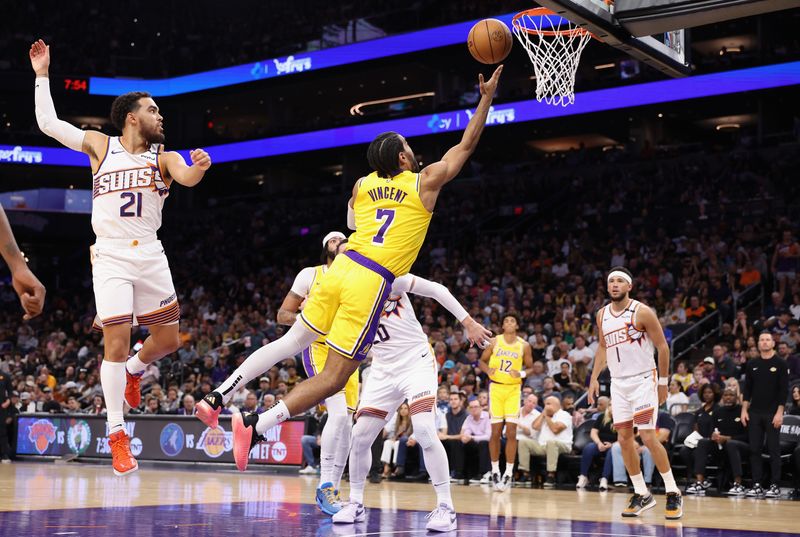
left=197, top=426, right=233, bottom=458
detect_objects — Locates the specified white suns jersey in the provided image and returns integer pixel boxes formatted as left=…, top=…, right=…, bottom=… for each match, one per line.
left=370, top=278, right=432, bottom=371
left=91, top=137, right=170, bottom=239
left=599, top=299, right=656, bottom=378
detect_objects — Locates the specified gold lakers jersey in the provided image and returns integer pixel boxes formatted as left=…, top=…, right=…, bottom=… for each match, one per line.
left=488, top=336, right=524, bottom=385
left=347, top=170, right=432, bottom=276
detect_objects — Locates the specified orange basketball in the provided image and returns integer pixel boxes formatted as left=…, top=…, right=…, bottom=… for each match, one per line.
left=468, top=18, right=513, bottom=64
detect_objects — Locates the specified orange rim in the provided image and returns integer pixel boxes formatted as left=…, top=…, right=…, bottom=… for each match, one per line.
left=512, top=8, right=595, bottom=38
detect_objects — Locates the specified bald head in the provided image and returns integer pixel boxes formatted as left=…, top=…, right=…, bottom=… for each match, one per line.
left=544, top=395, right=562, bottom=414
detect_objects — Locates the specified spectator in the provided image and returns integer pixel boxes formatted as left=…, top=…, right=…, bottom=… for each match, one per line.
left=256, top=377, right=272, bottom=400
left=178, top=394, right=196, bottom=416
left=666, top=380, right=689, bottom=416
left=142, top=395, right=161, bottom=415
left=711, top=344, right=736, bottom=380
left=539, top=377, right=560, bottom=401
left=476, top=390, right=489, bottom=413
left=516, top=393, right=541, bottom=485
left=40, top=387, right=61, bottom=413
left=661, top=297, right=687, bottom=326
left=530, top=395, right=573, bottom=488
left=742, top=331, right=789, bottom=497
left=64, top=396, right=82, bottom=413
left=162, top=387, right=180, bottom=414
left=568, top=335, right=593, bottom=385
left=240, top=391, right=259, bottom=414
left=788, top=385, right=800, bottom=416
left=86, top=395, right=106, bottom=415
left=671, top=361, right=692, bottom=392
left=18, top=393, right=36, bottom=413
left=381, top=403, right=411, bottom=479
left=459, top=399, right=491, bottom=483
left=702, top=357, right=723, bottom=389
left=576, top=405, right=617, bottom=491
left=524, top=361, right=547, bottom=393
left=685, top=296, right=706, bottom=323
left=771, top=229, right=800, bottom=299
left=546, top=346, right=570, bottom=378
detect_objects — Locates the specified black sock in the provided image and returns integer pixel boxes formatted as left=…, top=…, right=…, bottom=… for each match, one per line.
left=204, top=391, right=222, bottom=409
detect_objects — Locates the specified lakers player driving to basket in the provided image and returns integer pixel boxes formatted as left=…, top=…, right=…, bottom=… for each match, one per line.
left=589, top=267, right=683, bottom=519
left=30, top=40, right=211, bottom=476
left=196, top=65, right=504, bottom=471
left=479, top=313, right=533, bottom=491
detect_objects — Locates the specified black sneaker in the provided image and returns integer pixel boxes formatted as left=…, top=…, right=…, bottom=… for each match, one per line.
left=746, top=483, right=765, bottom=497
left=368, top=473, right=382, bottom=484
left=726, top=483, right=746, bottom=496
left=685, top=481, right=705, bottom=495
left=764, top=484, right=781, bottom=498
left=789, top=489, right=800, bottom=500
left=665, top=492, right=683, bottom=519
left=543, top=477, right=556, bottom=489
left=621, top=493, right=656, bottom=517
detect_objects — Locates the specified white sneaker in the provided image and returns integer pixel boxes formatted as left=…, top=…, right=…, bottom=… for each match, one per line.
left=425, top=503, right=457, bottom=532
left=479, top=471, right=492, bottom=485
left=332, top=502, right=365, bottom=524
left=576, top=475, right=589, bottom=489
left=491, top=472, right=501, bottom=491
left=599, top=477, right=608, bottom=491
left=500, top=474, right=512, bottom=491
left=0, top=459, right=11, bottom=465
left=298, top=465, right=317, bottom=475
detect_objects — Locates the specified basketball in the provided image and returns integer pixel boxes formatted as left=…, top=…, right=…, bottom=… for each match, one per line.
left=468, top=18, right=513, bottom=64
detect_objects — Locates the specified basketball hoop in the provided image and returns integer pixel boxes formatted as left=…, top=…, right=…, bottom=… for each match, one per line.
left=512, top=8, right=594, bottom=107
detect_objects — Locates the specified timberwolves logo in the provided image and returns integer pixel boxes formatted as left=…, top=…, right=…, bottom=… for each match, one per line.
left=28, top=419, right=57, bottom=455
left=271, top=441, right=287, bottom=462
left=160, top=423, right=185, bottom=457
left=67, top=420, right=91, bottom=455
left=197, top=426, right=233, bottom=458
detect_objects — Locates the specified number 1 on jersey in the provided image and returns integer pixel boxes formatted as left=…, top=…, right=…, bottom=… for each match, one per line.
left=372, top=209, right=395, bottom=245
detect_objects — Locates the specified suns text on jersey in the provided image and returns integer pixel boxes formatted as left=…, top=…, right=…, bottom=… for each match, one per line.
left=603, top=326, right=629, bottom=348
left=93, top=167, right=161, bottom=198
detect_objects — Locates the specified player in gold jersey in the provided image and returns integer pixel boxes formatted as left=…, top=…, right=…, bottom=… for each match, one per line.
left=479, top=313, right=533, bottom=491
left=197, top=65, right=503, bottom=472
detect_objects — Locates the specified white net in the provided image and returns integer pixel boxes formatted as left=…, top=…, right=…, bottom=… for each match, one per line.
left=512, top=10, right=593, bottom=107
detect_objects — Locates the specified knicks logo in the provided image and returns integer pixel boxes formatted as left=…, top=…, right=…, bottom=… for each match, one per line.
left=93, top=167, right=163, bottom=197
left=28, top=419, right=57, bottom=455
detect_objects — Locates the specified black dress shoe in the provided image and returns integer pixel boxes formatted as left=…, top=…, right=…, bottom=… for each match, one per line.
left=409, top=471, right=429, bottom=482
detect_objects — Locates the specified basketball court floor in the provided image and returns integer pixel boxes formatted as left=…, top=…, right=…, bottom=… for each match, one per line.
left=0, top=462, right=796, bottom=536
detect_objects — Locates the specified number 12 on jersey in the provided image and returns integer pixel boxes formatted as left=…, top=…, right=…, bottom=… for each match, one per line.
left=372, top=209, right=395, bottom=245
left=499, top=359, right=513, bottom=372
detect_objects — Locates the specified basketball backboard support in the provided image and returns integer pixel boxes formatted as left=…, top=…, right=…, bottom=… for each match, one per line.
left=534, top=0, right=691, bottom=77
left=535, top=0, right=800, bottom=77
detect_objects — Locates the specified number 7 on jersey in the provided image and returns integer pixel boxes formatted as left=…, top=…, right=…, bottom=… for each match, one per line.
left=372, top=208, right=395, bottom=245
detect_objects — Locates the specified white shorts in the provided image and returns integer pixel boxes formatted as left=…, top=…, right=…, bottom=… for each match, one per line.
left=610, top=368, right=658, bottom=430
left=90, top=235, right=180, bottom=329
left=356, top=344, right=437, bottom=422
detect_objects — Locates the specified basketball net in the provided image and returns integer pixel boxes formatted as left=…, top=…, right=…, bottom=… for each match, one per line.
left=512, top=9, right=593, bottom=107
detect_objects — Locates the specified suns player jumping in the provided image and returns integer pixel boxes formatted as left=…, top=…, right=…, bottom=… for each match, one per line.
left=332, top=271, right=491, bottom=531
left=277, top=231, right=358, bottom=515
left=588, top=267, right=682, bottom=519
left=30, top=39, right=211, bottom=475
left=479, top=313, right=533, bottom=491
left=195, top=65, right=503, bottom=473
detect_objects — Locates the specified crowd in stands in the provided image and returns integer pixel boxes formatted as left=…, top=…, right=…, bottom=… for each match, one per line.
left=0, top=142, right=799, bottom=494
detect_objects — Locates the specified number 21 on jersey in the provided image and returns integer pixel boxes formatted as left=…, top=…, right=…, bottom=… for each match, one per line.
left=120, top=192, right=143, bottom=217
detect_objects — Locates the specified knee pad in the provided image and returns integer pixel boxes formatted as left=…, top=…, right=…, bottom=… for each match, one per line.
left=411, top=413, right=438, bottom=450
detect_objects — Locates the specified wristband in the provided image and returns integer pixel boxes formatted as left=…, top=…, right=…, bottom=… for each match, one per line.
left=658, top=377, right=668, bottom=386
left=520, top=370, right=527, bottom=379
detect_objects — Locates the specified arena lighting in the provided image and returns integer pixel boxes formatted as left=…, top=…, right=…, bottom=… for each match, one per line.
left=2, top=61, right=799, bottom=168
left=716, top=123, right=741, bottom=130
left=594, top=63, right=616, bottom=70
left=88, top=13, right=523, bottom=97
left=350, top=92, right=436, bottom=116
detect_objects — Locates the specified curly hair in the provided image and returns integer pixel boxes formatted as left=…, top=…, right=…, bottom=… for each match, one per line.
left=110, top=91, right=151, bottom=131
left=366, top=131, right=404, bottom=178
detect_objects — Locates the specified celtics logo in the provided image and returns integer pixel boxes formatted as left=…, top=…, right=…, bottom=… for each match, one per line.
left=67, top=420, right=92, bottom=455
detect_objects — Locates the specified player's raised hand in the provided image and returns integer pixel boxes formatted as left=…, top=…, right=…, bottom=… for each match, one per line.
left=190, top=149, right=211, bottom=171
left=12, top=266, right=46, bottom=320
left=29, top=39, right=51, bottom=77
left=463, top=317, right=492, bottom=349
left=479, top=64, right=503, bottom=98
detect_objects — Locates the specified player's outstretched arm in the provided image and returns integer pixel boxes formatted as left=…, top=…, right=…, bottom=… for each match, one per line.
left=0, top=206, right=45, bottom=320
left=30, top=39, right=106, bottom=161
left=588, top=310, right=607, bottom=405
left=637, top=305, right=670, bottom=405
left=419, top=65, right=503, bottom=194
left=395, top=274, right=492, bottom=348
left=161, top=150, right=211, bottom=187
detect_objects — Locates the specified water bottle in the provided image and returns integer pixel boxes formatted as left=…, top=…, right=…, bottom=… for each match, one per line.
left=714, top=428, right=722, bottom=450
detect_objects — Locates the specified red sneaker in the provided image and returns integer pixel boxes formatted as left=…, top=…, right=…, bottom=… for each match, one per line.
left=109, top=430, right=138, bottom=476
left=232, top=413, right=262, bottom=472
left=196, top=396, right=222, bottom=429
left=124, top=366, right=143, bottom=408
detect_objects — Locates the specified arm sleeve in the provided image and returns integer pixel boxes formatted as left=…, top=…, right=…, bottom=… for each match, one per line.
left=347, top=203, right=356, bottom=231
left=35, top=77, right=86, bottom=152
left=402, top=274, right=469, bottom=322
left=289, top=267, right=316, bottom=297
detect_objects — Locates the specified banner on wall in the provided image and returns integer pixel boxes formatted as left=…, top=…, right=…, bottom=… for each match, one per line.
left=15, top=413, right=304, bottom=466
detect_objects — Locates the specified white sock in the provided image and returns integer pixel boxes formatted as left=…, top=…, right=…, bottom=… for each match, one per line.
left=255, top=400, right=289, bottom=435
left=101, top=361, right=126, bottom=434
left=630, top=473, right=649, bottom=496
left=503, top=463, right=514, bottom=477
left=491, top=460, right=500, bottom=474
left=661, top=469, right=680, bottom=494
left=217, top=323, right=316, bottom=404
left=125, top=353, right=147, bottom=375
left=318, top=420, right=337, bottom=487
left=347, top=415, right=385, bottom=505
left=333, top=416, right=353, bottom=490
